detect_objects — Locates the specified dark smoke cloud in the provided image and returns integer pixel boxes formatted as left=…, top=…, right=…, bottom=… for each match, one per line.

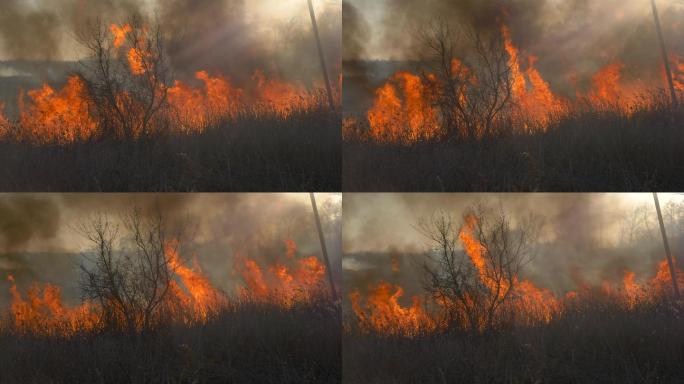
left=0, top=0, right=341, bottom=86
left=0, top=0, right=144, bottom=60
left=0, top=195, right=60, bottom=252
left=345, top=0, right=684, bottom=96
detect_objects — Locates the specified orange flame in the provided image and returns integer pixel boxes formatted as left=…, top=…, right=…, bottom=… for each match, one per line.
left=353, top=24, right=662, bottom=143
left=166, top=241, right=226, bottom=322
left=670, top=54, right=684, bottom=92
left=350, top=282, right=436, bottom=336
left=502, top=26, right=565, bottom=127
left=6, top=24, right=323, bottom=144
left=110, top=24, right=132, bottom=49
left=7, top=274, right=98, bottom=336
left=18, top=76, right=97, bottom=144
left=588, top=62, right=624, bottom=106
left=367, top=71, right=441, bottom=143
left=235, top=240, right=326, bottom=307
left=167, top=71, right=243, bottom=131
left=351, top=217, right=684, bottom=335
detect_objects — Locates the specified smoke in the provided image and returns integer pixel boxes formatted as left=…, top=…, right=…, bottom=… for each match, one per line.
left=0, top=0, right=145, bottom=60
left=0, top=193, right=342, bottom=305
left=342, top=2, right=371, bottom=61
left=343, top=193, right=683, bottom=295
left=0, top=195, right=61, bottom=252
left=157, top=0, right=256, bottom=78
left=344, top=0, right=684, bottom=96
left=0, top=0, right=341, bottom=85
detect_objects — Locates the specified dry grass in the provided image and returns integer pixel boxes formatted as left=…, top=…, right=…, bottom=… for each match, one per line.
left=1, top=297, right=341, bottom=384
left=344, top=99, right=684, bottom=192
left=344, top=295, right=684, bottom=384
left=0, top=106, right=340, bottom=191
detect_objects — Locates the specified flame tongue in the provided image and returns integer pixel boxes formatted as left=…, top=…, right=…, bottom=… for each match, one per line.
left=4, top=23, right=324, bottom=144
left=350, top=282, right=435, bottom=337
left=351, top=216, right=684, bottom=336
left=358, top=23, right=659, bottom=143
left=367, top=71, right=441, bottom=143
left=235, top=240, right=327, bottom=307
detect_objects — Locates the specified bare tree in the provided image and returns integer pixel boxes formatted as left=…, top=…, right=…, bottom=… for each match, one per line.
left=77, top=16, right=170, bottom=139
left=79, top=207, right=179, bottom=333
left=419, top=20, right=513, bottom=141
left=418, top=205, right=540, bottom=330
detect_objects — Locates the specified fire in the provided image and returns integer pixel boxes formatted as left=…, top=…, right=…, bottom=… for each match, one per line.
left=18, top=76, right=97, bottom=144
left=3, top=23, right=324, bottom=143
left=4, top=239, right=328, bottom=336
left=0, top=102, right=8, bottom=136
left=111, top=23, right=150, bottom=76
left=367, top=71, right=441, bottom=143
left=110, top=23, right=132, bottom=49
left=235, top=240, right=327, bottom=307
left=127, top=47, right=147, bottom=75
left=166, top=241, right=226, bottom=322
left=648, top=259, right=684, bottom=296
left=167, top=71, right=243, bottom=131
left=350, top=216, right=684, bottom=336
left=350, top=282, right=436, bottom=336
left=7, top=275, right=98, bottom=336
left=458, top=214, right=559, bottom=325
left=352, top=23, right=668, bottom=143
left=502, top=26, right=566, bottom=127
left=588, top=62, right=625, bottom=106
left=251, top=70, right=319, bottom=116
left=671, top=54, right=684, bottom=92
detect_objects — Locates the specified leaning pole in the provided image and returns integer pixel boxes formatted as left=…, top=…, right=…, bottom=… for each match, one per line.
left=650, top=0, right=679, bottom=108
left=653, top=193, right=680, bottom=300
left=308, top=0, right=336, bottom=111
left=310, top=193, right=338, bottom=301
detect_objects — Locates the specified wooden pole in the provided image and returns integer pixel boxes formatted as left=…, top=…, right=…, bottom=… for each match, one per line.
left=307, top=0, right=336, bottom=111
left=310, top=193, right=338, bottom=301
left=650, top=0, right=679, bottom=108
left=653, top=193, right=680, bottom=299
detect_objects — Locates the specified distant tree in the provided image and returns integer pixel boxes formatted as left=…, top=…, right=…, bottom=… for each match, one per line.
left=418, top=204, right=540, bottom=330
left=418, top=20, right=513, bottom=140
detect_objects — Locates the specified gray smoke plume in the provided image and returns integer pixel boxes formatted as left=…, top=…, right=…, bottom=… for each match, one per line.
left=344, top=0, right=684, bottom=96
left=0, top=193, right=342, bottom=306
left=343, top=193, right=683, bottom=296
left=0, top=0, right=341, bottom=85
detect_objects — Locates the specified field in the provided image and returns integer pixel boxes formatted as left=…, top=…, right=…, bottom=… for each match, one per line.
left=344, top=77, right=684, bottom=192
left=344, top=295, right=683, bottom=384
left=0, top=106, right=340, bottom=192
left=1, top=297, right=341, bottom=384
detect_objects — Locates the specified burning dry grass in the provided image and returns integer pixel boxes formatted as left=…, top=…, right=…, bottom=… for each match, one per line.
left=343, top=23, right=683, bottom=191
left=4, top=240, right=329, bottom=336
left=344, top=296, right=684, bottom=384
left=344, top=219, right=684, bottom=383
left=1, top=297, right=340, bottom=384
left=0, top=22, right=341, bottom=191
left=1, top=241, right=339, bottom=383
left=343, top=96, right=683, bottom=191
left=344, top=25, right=681, bottom=144
left=348, top=216, right=684, bottom=337
left=0, top=104, right=340, bottom=191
